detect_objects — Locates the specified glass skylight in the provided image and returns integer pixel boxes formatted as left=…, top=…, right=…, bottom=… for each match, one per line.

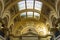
left=34, top=12, right=40, bottom=17
left=20, top=12, right=40, bottom=18
left=18, top=0, right=42, bottom=19
left=26, top=0, right=34, bottom=9
left=27, top=12, right=33, bottom=17
left=18, top=0, right=42, bottom=11
left=35, top=1, right=42, bottom=11
left=20, top=12, right=26, bottom=18
left=18, top=1, right=25, bottom=10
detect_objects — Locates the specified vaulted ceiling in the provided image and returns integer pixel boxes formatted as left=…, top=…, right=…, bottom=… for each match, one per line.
left=0, top=0, right=60, bottom=38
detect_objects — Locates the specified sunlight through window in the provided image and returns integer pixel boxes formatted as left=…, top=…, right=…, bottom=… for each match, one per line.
left=27, top=12, right=33, bottom=17
left=26, top=0, right=34, bottom=9
left=18, top=1, right=25, bottom=10
left=18, top=0, right=42, bottom=19
left=20, top=12, right=40, bottom=18
left=18, top=0, right=42, bottom=11
left=34, top=12, right=40, bottom=18
left=35, top=1, right=42, bottom=11
left=20, top=12, right=26, bottom=18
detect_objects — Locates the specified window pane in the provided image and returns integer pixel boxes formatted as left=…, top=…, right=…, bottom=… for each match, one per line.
left=26, top=0, right=34, bottom=9
left=26, top=0, right=34, bottom=1
left=18, top=1, right=25, bottom=10
left=20, top=12, right=26, bottom=18
left=27, top=12, right=33, bottom=17
left=34, top=12, right=40, bottom=17
left=35, top=1, right=42, bottom=11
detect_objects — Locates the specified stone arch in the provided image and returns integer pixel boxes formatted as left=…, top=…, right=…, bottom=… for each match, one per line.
left=9, top=24, right=14, bottom=33
left=2, top=11, right=11, bottom=21
left=0, top=0, right=4, bottom=17
left=49, top=13, right=57, bottom=23
left=21, top=26, right=38, bottom=35
left=4, top=0, right=55, bottom=20
left=57, top=2, right=60, bottom=17
left=2, top=11, right=12, bottom=28
left=8, top=20, right=14, bottom=28
left=51, top=15, right=57, bottom=28
left=56, top=0, right=60, bottom=10
left=56, top=0, right=60, bottom=17
left=2, top=17, right=8, bottom=28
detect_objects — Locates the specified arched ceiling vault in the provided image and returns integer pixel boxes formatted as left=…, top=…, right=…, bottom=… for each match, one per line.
left=4, top=0, right=20, bottom=12
left=11, top=18, right=49, bottom=36
left=0, top=0, right=60, bottom=38
left=4, top=0, right=55, bottom=11
left=3, top=0, right=56, bottom=20
left=40, top=0, right=55, bottom=11
left=11, top=9, right=48, bottom=21
left=2, top=0, right=57, bottom=29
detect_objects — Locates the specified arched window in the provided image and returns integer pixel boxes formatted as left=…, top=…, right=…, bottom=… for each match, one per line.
left=18, top=0, right=42, bottom=19
left=20, top=12, right=40, bottom=18
left=18, top=0, right=42, bottom=11
left=20, top=12, right=26, bottom=18
left=18, top=1, right=25, bottom=10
